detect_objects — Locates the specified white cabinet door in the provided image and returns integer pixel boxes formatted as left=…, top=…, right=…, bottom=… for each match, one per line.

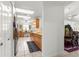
left=0, top=1, right=13, bottom=57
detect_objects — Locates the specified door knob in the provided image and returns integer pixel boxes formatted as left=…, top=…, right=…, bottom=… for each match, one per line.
left=0, top=42, right=3, bottom=46
left=8, top=39, right=10, bottom=40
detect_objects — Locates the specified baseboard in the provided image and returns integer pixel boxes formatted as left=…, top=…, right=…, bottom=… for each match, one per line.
left=42, top=51, right=64, bottom=57
left=54, top=51, right=64, bottom=57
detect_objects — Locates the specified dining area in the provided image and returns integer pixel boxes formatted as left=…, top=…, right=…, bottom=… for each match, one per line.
left=64, top=24, right=79, bottom=52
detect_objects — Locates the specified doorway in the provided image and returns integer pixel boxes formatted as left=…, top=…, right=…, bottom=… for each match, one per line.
left=13, top=1, right=42, bottom=57
left=64, top=2, right=79, bottom=54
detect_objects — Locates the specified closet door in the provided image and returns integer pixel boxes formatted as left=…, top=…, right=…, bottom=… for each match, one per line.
left=0, top=1, right=13, bottom=57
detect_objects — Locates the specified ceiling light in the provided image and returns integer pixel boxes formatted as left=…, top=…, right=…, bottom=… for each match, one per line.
left=15, top=8, right=34, bottom=15
left=16, top=15, right=31, bottom=19
left=68, top=16, right=72, bottom=20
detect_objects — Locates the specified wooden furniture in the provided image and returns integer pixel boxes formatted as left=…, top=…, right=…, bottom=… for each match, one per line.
left=36, top=18, right=39, bottom=28
left=64, top=24, right=73, bottom=37
left=18, top=31, right=24, bottom=37
left=32, top=17, right=40, bottom=29
left=30, top=32, right=42, bottom=50
left=65, top=32, right=79, bottom=47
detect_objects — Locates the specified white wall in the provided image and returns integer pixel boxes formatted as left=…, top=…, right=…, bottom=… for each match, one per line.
left=42, top=4, right=64, bottom=57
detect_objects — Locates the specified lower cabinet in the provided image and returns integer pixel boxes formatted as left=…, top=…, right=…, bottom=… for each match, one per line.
left=30, top=32, right=42, bottom=50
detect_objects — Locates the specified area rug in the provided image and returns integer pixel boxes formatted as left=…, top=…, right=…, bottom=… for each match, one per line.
left=64, top=46, right=79, bottom=52
left=27, top=41, right=41, bottom=53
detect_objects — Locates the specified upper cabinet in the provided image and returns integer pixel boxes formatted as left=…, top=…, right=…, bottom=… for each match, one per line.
left=36, top=17, right=40, bottom=28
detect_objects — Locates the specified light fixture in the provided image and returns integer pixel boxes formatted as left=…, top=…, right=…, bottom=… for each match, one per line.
left=16, top=15, right=31, bottom=19
left=15, top=8, right=34, bottom=15
left=68, top=16, right=72, bottom=20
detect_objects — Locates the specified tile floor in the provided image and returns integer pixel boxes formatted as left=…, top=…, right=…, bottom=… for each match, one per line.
left=16, top=34, right=79, bottom=57
left=57, top=50, right=79, bottom=57
left=16, top=36, right=42, bottom=57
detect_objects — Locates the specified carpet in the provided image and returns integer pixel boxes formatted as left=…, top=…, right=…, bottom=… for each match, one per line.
left=64, top=40, right=79, bottom=52
left=64, top=46, right=79, bottom=52
left=27, top=41, right=41, bottom=53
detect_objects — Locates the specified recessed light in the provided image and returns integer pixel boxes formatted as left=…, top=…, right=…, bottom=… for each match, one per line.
left=16, top=15, right=31, bottom=19
left=15, top=8, right=34, bottom=15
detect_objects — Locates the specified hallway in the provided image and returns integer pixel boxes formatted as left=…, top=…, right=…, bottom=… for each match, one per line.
left=1, top=1, right=79, bottom=57
left=16, top=36, right=42, bottom=57
left=13, top=1, right=42, bottom=57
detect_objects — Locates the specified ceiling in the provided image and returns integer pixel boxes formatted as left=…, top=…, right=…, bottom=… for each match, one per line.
left=14, top=1, right=43, bottom=19
left=43, top=1, right=73, bottom=6
left=65, top=1, right=79, bottom=22
left=14, top=1, right=76, bottom=21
